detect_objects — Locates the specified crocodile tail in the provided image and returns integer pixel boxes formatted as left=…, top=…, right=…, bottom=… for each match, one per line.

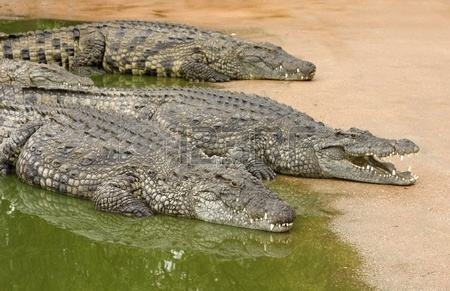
left=0, top=27, right=79, bottom=69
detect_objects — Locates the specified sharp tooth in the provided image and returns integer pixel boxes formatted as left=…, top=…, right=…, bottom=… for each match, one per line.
left=280, top=65, right=283, bottom=70
left=392, top=170, right=396, bottom=175
left=300, top=75, right=304, bottom=80
left=285, top=73, right=288, bottom=78
left=296, top=68, right=300, bottom=73
left=270, top=224, right=274, bottom=230
left=250, top=218, right=254, bottom=223
left=264, top=212, right=268, bottom=220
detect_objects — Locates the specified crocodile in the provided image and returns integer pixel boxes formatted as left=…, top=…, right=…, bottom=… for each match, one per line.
left=0, top=84, right=420, bottom=186
left=0, top=176, right=293, bottom=258
left=0, top=58, right=94, bottom=87
left=0, top=59, right=419, bottom=185
left=0, top=20, right=316, bottom=82
left=0, top=104, right=295, bottom=232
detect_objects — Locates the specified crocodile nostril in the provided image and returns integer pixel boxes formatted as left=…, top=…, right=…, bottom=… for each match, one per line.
left=305, top=62, right=316, bottom=74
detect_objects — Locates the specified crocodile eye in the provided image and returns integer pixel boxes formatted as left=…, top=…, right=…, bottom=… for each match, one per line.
left=243, top=56, right=263, bottom=63
left=80, top=157, right=93, bottom=166
left=230, top=180, right=240, bottom=188
left=51, top=160, right=61, bottom=167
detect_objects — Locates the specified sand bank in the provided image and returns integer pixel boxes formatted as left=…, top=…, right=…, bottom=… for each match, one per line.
left=1, top=0, right=449, bottom=289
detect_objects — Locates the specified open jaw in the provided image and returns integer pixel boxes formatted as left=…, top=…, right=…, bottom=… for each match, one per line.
left=348, top=152, right=419, bottom=185
left=332, top=148, right=420, bottom=185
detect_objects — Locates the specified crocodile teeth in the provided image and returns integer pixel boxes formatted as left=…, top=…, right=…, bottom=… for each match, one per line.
left=285, top=73, right=288, bottom=78
left=296, top=68, right=300, bottom=73
left=270, top=224, right=275, bottom=230
left=300, top=75, right=304, bottom=80
left=264, top=212, right=268, bottom=220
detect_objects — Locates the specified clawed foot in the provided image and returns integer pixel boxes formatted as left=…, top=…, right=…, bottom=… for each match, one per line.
left=70, top=66, right=105, bottom=77
left=0, top=154, right=12, bottom=176
left=248, top=161, right=276, bottom=180
left=0, top=164, right=12, bottom=176
left=207, top=73, right=230, bottom=82
left=121, top=201, right=153, bottom=217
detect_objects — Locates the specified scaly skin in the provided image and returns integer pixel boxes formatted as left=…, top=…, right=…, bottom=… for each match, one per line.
left=0, top=20, right=316, bottom=82
left=0, top=58, right=93, bottom=87
left=0, top=59, right=419, bottom=185
left=0, top=104, right=295, bottom=232
left=0, top=84, right=420, bottom=186
left=0, top=178, right=293, bottom=258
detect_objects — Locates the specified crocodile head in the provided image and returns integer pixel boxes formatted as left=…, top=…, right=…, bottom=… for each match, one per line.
left=206, top=38, right=316, bottom=81
left=0, top=59, right=94, bottom=87
left=232, top=42, right=316, bottom=81
left=146, top=161, right=295, bottom=232
left=262, top=121, right=420, bottom=185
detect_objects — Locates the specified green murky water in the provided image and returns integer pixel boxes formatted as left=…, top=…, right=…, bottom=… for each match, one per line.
left=0, top=19, right=370, bottom=290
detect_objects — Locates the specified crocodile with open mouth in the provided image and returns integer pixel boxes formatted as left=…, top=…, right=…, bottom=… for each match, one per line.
left=0, top=104, right=295, bottom=232
left=0, top=84, right=419, bottom=186
left=0, top=59, right=419, bottom=185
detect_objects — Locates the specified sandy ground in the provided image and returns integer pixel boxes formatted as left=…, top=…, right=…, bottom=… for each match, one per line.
left=1, top=0, right=449, bottom=289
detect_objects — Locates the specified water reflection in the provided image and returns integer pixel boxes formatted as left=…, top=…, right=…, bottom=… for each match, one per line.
left=0, top=176, right=292, bottom=259
left=0, top=176, right=368, bottom=290
left=0, top=18, right=368, bottom=291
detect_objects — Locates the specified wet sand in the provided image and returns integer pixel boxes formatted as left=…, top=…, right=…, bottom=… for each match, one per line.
left=1, top=0, right=449, bottom=289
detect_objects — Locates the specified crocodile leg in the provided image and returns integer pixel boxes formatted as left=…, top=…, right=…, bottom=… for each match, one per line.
left=227, top=146, right=276, bottom=180
left=180, top=60, right=230, bottom=82
left=72, top=29, right=106, bottom=75
left=93, top=181, right=152, bottom=217
left=0, top=120, right=43, bottom=175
